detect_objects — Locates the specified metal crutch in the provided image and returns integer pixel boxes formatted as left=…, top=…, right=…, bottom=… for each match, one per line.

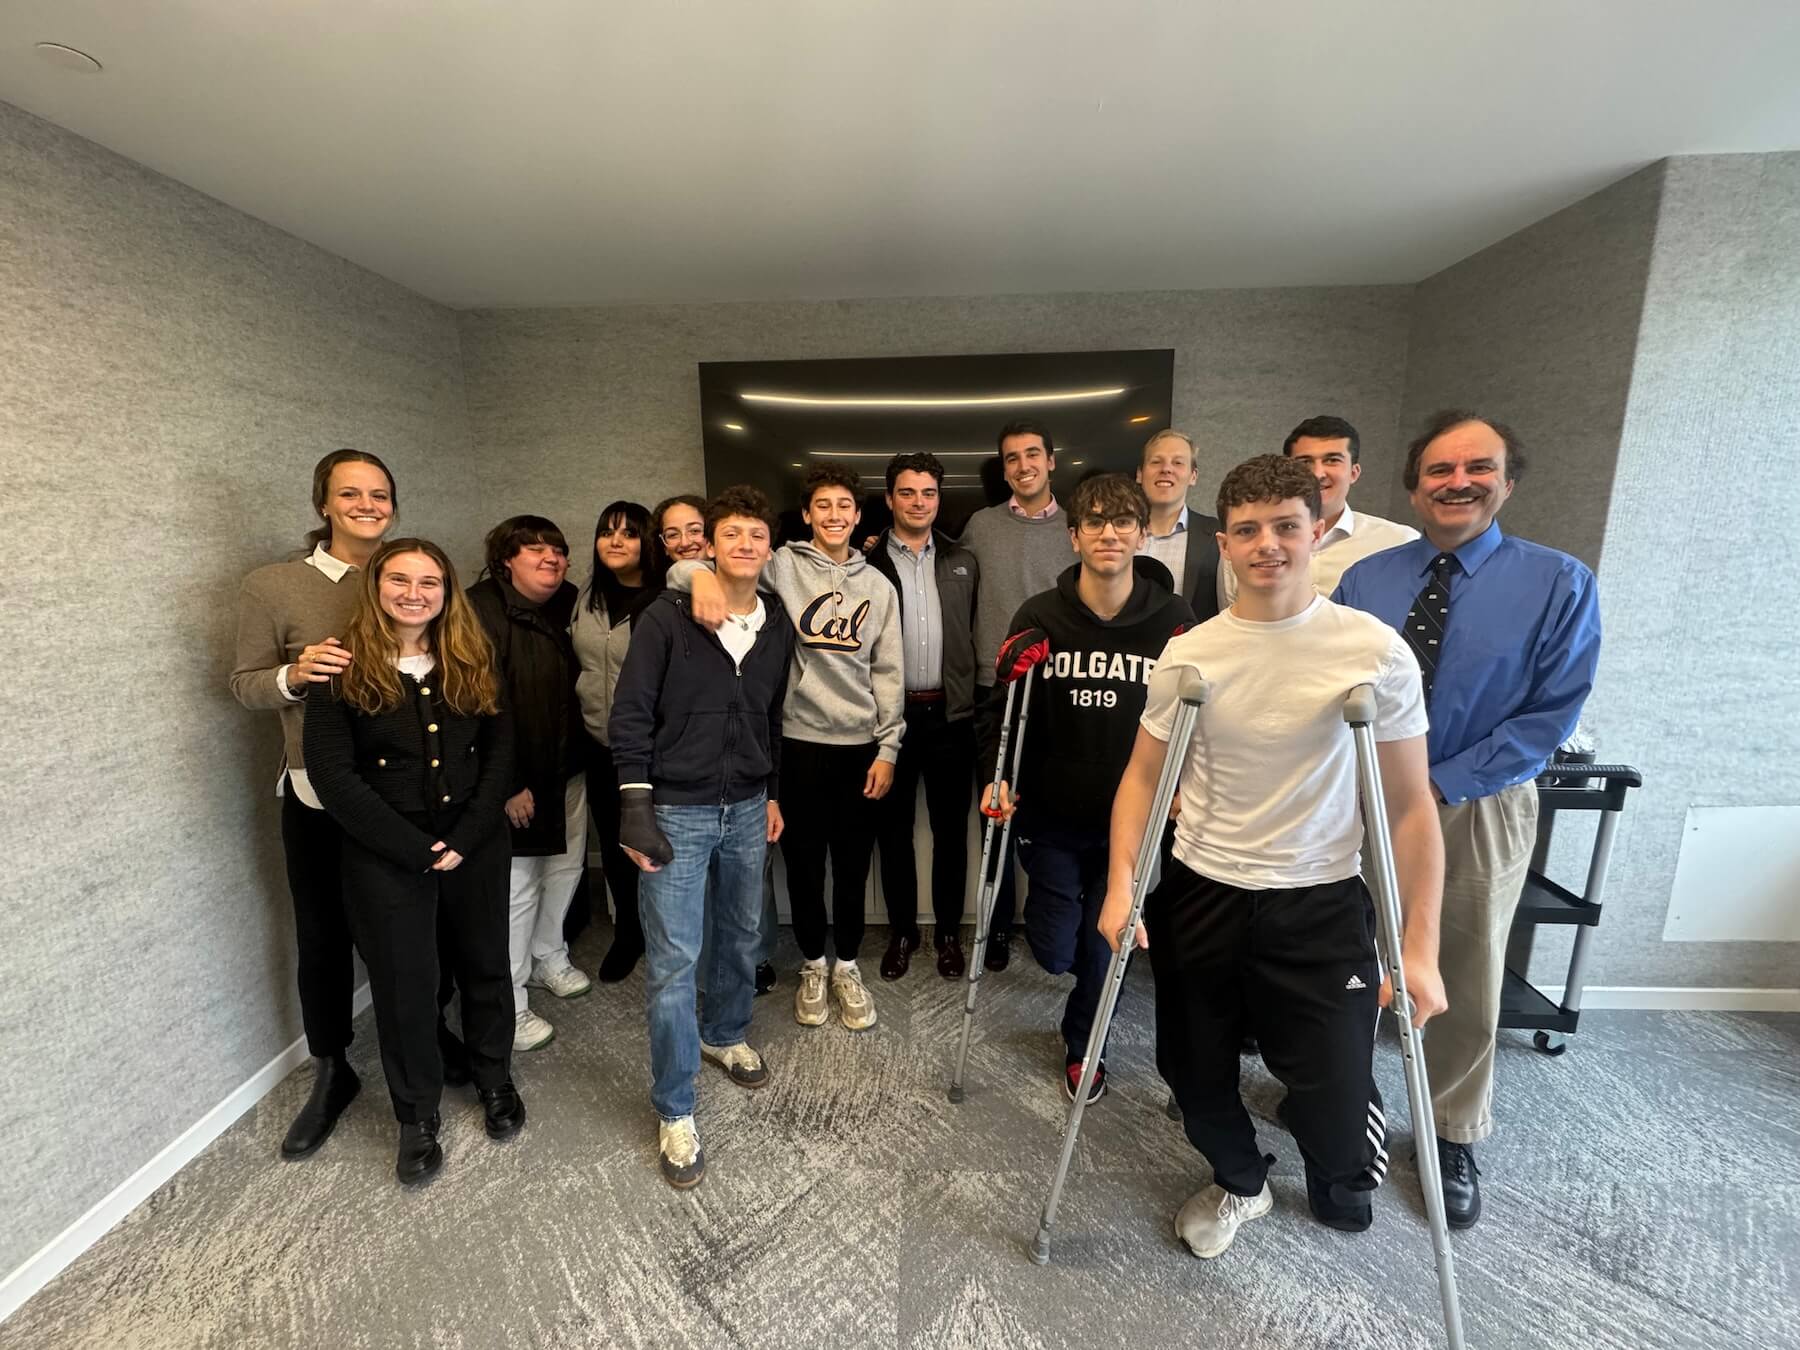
left=1345, top=682, right=1467, bottom=1350
left=1031, top=665, right=1209, bottom=1262
left=948, top=629, right=1050, bottom=1104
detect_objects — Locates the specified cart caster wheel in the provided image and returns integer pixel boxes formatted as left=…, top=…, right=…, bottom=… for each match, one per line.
left=1533, top=1031, right=1567, bottom=1057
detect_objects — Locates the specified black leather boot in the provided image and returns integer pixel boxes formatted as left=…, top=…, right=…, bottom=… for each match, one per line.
left=280, top=1055, right=361, bottom=1160
left=479, top=1081, right=527, bottom=1140
left=396, top=1113, right=443, bottom=1184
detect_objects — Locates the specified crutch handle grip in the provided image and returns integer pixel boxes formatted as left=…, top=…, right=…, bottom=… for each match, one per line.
left=1343, top=682, right=1377, bottom=726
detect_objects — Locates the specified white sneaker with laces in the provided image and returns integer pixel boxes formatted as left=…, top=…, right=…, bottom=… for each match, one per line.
left=527, top=953, right=592, bottom=999
left=658, top=1115, right=705, bottom=1189
left=795, top=964, right=829, bottom=1027
left=513, top=1008, right=555, bottom=1052
left=1175, top=1181, right=1273, bottom=1258
left=831, top=963, right=877, bottom=1032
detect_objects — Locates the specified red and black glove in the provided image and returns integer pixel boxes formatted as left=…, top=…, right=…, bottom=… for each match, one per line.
left=994, top=627, right=1051, bottom=685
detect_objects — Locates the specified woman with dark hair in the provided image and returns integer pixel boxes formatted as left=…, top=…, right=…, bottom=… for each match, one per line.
left=468, top=515, right=588, bottom=1051
left=304, top=538, right=522, bottom=1184
left=231, top=448, right=399, bottom=1161
left=571, top=501, right=664, bottom=981
left=651, top=494, right=708, bottom=571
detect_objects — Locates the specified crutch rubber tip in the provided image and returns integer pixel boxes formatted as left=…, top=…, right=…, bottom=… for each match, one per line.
left=1029, top=1233, right=1051, bottom=1265
left=1164, top=1098, right=1182, bottom=1122
left=947, top=1084, right=965, bottom=1104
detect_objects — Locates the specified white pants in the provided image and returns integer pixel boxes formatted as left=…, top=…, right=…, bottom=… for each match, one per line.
left=509, top=773, right=588, bottom=1012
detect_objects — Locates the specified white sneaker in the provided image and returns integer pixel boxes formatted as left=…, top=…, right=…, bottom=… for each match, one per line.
left=831, top=963, right=877, bottom=1032
left=513, top=1008, right=555, bottom=1052
left=527, top=954, right=592, bottom=999
left=658, top=1115, right=705, bottom=1189
left=700, top=1041, right=770, bottom=1090
left=1175, top=1181, right=1273, bottom=1258
left=795, top=964, right=829, bottom=1027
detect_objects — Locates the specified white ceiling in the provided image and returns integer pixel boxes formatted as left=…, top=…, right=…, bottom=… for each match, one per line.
left=3, top=1, right=1798, bottom=309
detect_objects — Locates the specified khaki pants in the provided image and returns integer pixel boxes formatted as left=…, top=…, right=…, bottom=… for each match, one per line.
left=1424, top=780, right=1539, bottom=1143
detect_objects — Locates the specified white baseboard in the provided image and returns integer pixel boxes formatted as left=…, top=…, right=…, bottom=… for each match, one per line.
left=1537, top=986, right=1800, bottom=1012
left=0, top=983, right=373, bottom=1326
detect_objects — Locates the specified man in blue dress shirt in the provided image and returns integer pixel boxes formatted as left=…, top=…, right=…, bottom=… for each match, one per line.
left=1335, top=410, right=1601, bottom=1230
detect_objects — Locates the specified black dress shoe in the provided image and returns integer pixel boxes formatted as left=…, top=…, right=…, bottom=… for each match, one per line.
left=1436, top=1138, right=1482, bottom=1228
left=1240, top=1033, right=1260, bottom=1056
left=984, top=932, right=1012, bottom=972
left=479, top=1081, right=527, bottom=1140
left=880, top=931, right=920, bottom=981
left=439, top=1027, right=472, bottom=1088
left=396, top=1113, right=443, bottom=1184
left=935, top=934, right=966, bottom=979
left=754, top=960, right=777, bottom=996
left=596, top=936, right=644, bottom=984
left=281, top=1055, right=361, bottom=1160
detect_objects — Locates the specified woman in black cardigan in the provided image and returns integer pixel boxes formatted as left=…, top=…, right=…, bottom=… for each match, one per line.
left=305, top=537, right=523, bottom=1184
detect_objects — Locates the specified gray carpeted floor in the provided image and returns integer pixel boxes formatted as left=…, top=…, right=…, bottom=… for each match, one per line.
left=9, top=924, right=1799, bottom=1349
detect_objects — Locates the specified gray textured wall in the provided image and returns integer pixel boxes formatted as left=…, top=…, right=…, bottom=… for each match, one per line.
left=0, top=102, right=478, bottom=1275
left=1579, top=154, right=1800, bottom=989
left=457, top=286, right=1416, bottom=535
left=1396, top=163, right=1664, bottom=569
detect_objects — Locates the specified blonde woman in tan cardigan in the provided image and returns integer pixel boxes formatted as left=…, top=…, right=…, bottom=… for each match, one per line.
left=230, top=448, right=399, bottom=1161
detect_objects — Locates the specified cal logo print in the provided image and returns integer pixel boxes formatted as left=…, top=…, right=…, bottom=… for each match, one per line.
left=799, top=591, right=869, bottom=652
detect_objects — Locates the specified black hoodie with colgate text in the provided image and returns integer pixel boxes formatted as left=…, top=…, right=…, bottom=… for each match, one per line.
left=977, top=557, right=1196, bottom=837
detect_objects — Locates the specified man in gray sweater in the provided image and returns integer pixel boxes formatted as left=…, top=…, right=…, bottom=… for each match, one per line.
left=956, top=418, right=1072, bottom=968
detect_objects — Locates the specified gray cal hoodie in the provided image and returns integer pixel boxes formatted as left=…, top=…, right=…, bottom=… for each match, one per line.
left=669, top=542, right=905, bottom=763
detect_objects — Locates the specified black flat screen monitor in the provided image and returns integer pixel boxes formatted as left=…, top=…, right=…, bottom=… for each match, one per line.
left=698, top=349, right=1175, bottom=539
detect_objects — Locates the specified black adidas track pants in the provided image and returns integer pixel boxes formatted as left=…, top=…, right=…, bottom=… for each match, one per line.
left=1146, top=858, right=1388, bottom=1199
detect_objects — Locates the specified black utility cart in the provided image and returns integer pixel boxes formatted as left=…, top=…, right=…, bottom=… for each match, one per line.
left=1501, top=760, right=1643, bottom=1055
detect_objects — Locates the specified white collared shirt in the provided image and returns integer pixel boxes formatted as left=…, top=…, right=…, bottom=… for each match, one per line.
left=280, top=543, right=358, bottom=810
left=1141, top=505, right=1191, bottom=597
left=1218, top=503, right=1420, bottom=607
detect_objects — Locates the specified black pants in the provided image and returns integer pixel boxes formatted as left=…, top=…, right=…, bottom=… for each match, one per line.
left=876, top=704, right=974, bottom=938
left=341, top=821, right=514, bottom=1123
left=584, top=737, right=642, bottom=950
left=1018, top=826, right=1111, bottom=1060
left=780, top=738, right=879, bottom=962
left=974, top=683, right=1018, bottom=938
left=1146, top=858, right=1387, bottom=1200
left=280, top=790, right=356, bottom=1057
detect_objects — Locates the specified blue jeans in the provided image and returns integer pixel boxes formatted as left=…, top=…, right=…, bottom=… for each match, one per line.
left=698, top=852, right=778, bottom=994
left=1017, top=825, right=1112, bottom=1061
left=639, top=794, right=768, bottom=1120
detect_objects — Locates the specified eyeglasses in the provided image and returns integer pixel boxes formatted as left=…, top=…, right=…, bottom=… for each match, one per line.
left=660, top=524, right=705, bottom=543
left=1076, top=513, right=1143, bottom=536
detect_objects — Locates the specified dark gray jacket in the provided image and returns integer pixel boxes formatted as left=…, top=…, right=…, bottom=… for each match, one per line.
left=866, top=529, right=980, bottom=723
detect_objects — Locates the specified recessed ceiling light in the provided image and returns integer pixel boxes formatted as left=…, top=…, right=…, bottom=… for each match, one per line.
left=1071, top=459, right=1085, bottom=465
left=36, top=42, right=102, bottom=73
left=723, top=421, right=745, bottom=431
left=790, top=461, right=803, bottom=468
left=742, top=387, right=1126, bottom=409
left=1128, top=415, right=1152, bottom=424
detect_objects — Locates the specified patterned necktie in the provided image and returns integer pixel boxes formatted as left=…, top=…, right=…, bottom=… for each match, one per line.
left=1404, top=553, right=1456, bottom=699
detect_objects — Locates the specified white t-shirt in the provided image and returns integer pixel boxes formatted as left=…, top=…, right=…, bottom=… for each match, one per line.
left=1140, top=595, right=1427, bottom=890
left=717, top=597, right=767, bottom=671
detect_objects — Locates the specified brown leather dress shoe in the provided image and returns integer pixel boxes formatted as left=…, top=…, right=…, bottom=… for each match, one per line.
left=935, top=933, right=966, bottom=979
left=880, top=931, right=920, bottom=981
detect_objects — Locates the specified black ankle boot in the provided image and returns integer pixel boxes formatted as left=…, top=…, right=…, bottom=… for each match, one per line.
left=596, top=935, right=644, bottom=983
left=479, top=1081, right=527, bottom=1140
left=396, top=1113, right=443, bottom=1184
left=281, top=1055, right=361, bottom=1160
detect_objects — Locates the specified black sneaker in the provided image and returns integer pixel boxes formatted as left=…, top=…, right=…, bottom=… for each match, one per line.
left=984, top=932, right=1012, bottom=972
left=1304, top=1165, right=1373, bottom=1233
left=1064, top=1058, right=1107, bottom=1103
left=754, top=961, right=777, bottom=996
left=1436, top=1137, right=1482, bottom=1229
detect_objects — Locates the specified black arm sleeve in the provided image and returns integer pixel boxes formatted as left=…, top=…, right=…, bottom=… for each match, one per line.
left=608, top=605, right=672, bottom=786
left=302, top=684, right=441, bottom=871
left=442, top=703, right=517, bottom=860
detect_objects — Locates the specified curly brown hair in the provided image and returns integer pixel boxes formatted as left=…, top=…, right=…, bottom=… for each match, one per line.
left=1070, top=473, right=1150, bottom=530
left=1215, top=455, right=1322, bottom=527
left=339, top=538, right=500, bottom=717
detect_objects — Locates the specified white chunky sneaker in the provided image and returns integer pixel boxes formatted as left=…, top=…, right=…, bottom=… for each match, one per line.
left=831, top=963, right=877, bottom=1032
left=658, top=1115, right=705, bottom=1189
left=795, top=964, right=829, bottom=1027
left=512, top=1008, right=555, bottom=1053
left=527, top=954, right=592, bottom=999
left=700, top=1041, right=770, bottom=1090
left=1175, top=1181, right=1273, bottom=1258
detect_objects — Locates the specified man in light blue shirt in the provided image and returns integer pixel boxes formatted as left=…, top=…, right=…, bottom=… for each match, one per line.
left=1335, top=409, right=1600, bottom=1231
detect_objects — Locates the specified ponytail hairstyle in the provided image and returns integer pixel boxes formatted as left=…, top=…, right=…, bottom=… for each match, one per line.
left=339, top=538, right=500, bottom=717
left=304, top=448, right=398, bottom=550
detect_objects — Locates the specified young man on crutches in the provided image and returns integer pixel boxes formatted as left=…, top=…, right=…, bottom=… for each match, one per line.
left=1101, top=454, right=1448, bottom=1257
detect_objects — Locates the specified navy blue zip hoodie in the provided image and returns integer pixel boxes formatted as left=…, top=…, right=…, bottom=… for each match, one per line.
left=608, top=589, right=796, bottom=806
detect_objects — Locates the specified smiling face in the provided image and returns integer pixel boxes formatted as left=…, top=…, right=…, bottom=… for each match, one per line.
left=1219, top=497, right=1323, bottom=603
left=658, top=502, right=707, bottom=561
left=1136, top=435, right=1198, bottom=512
left=708, top=513, right=773, bottom=585
left=886, top=469, right=940, bottom=538
left=1286, top=435, right=1359, bottom=524
left=505, top=541, right=569, bottom=603
left=1071, top=511, right=1142, bottom=579
left=803, top=485, right=862, bottom=557
left=596, top=518, right=643, bottom=578
left=321, top=462, right=395, bottom=550
left=999, top=433, right=1054, bottom=509
left=1409, top=420, right=1514, bottom=549
left=377, top=550, right=445, bottom=631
